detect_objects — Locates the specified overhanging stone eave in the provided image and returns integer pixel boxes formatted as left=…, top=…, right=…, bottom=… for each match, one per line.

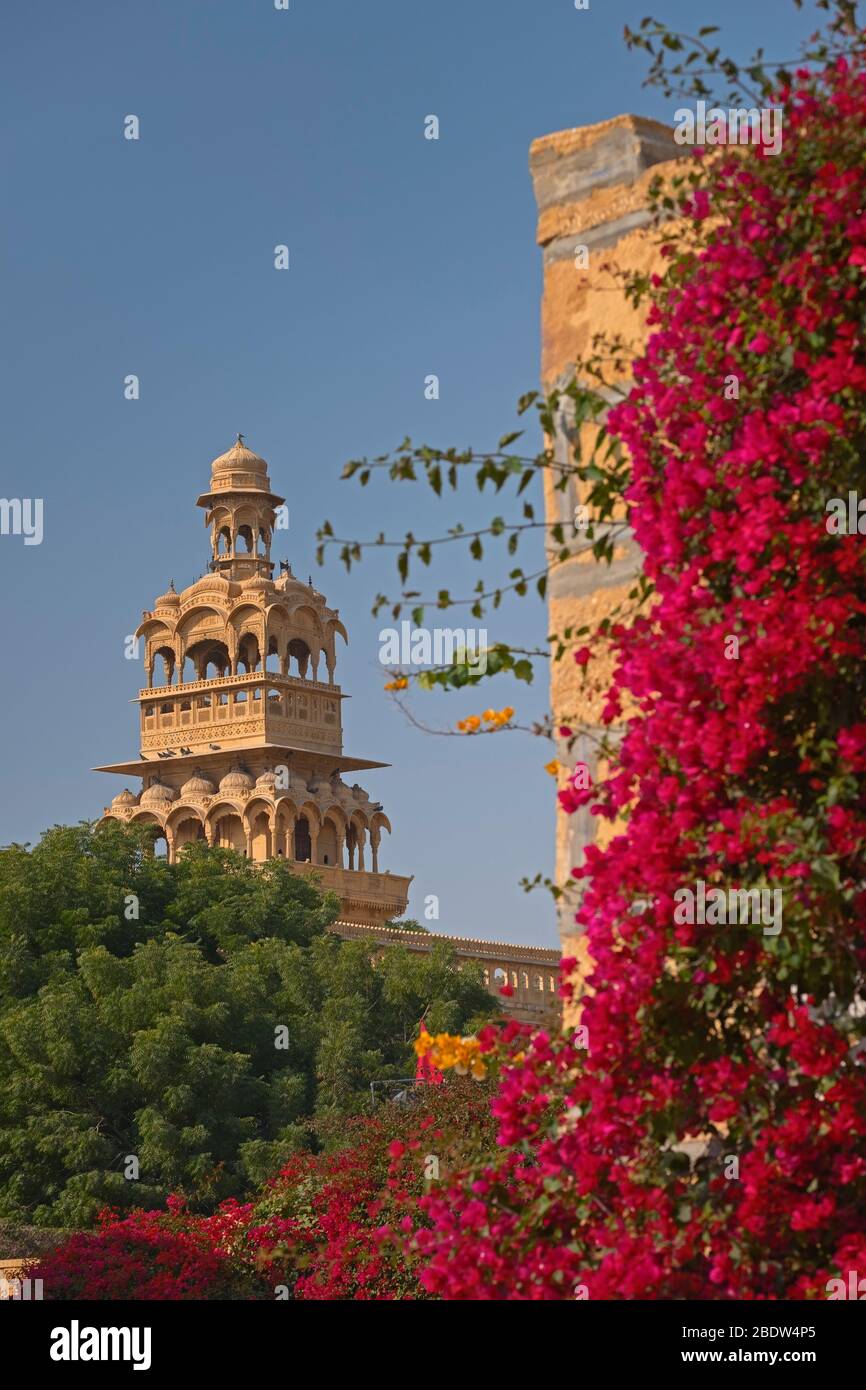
left=94, top=743, right=391, bottom=777
left=195, top=489, right=285, bottom=509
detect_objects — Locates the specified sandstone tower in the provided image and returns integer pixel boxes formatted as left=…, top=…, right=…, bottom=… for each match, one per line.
left=96, top=435, right=412, bottom=927
left=528, top=115, right=688, bottom=966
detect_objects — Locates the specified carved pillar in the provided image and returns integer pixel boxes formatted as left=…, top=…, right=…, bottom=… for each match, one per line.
left=283, top=813, right=296, bottom=859
left=356, top=826, right=366, bottom=872
left=309, top=820, right=319, bottom=864
left=336, top=826, right=346, bottom=869
left=370, top=828, right=380, bottom=873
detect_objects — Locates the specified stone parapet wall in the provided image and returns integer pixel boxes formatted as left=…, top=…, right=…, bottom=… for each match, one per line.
left=332, top=921, right=561, bottom=1024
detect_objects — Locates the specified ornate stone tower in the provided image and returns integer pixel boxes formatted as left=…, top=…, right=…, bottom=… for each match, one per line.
left=96, top=435, right=413, bottom=927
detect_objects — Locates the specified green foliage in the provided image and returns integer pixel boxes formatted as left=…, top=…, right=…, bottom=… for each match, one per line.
left=0, top=822, right=493, bottom=1227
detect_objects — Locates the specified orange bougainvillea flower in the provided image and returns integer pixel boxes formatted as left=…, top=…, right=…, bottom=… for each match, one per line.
left=384, top=676, right=409, bottom=691
left=414, top=1031, right=487, bottom=1081
left=458, top=708, right=515, bottom=733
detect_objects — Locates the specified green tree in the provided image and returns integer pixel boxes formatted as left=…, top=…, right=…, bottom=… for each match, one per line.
left=0, top=822, right=493, bottom=1227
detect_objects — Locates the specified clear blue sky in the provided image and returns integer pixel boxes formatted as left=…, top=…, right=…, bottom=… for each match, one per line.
left=2, top=0, right=818, bottom=946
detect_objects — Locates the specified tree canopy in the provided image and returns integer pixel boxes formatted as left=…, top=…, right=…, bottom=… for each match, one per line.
left=0, top=822, right=493, bottom=1227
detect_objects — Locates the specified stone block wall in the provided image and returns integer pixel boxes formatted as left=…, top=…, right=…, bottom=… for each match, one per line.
left=528, top=115, right=688, bottom=979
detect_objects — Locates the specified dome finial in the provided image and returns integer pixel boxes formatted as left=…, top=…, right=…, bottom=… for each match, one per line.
left=236, top=432, right=245, bottom=445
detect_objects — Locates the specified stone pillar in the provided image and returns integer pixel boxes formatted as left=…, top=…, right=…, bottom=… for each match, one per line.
left=528, top=114, right=686, bottom=982
left=370, top=828, right=380, bottom=873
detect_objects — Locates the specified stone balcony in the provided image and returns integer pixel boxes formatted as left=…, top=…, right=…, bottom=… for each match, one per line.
left=291, top=862, right=412, bottom=926
left=138, top=670, right=343, bottom=756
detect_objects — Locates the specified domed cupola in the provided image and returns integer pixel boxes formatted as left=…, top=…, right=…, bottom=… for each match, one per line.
left=111, top=788, right=139, bottom=808
left=180, top=770, right=217, bottom=799
left=154, top=580, right=180, bottom=611
left=219, top=765, right=254, bottom=795
left=255, top=769, right=278, bottom=795
left=210, top=437, right=269, bottom=485
left=140, top=779, right=177, bottom=808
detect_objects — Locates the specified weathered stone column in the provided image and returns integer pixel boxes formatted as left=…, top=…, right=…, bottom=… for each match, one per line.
left=529, top=115, right=687, bottom=975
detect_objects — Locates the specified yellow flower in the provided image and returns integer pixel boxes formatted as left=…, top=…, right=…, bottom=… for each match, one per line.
left=544, top=759, right=559, bottom=776
left=456, top=714, right=481, bottom=733
left=414, top=1031, right=485, bottom=1076
left=384, top=676, right=409, bottom=691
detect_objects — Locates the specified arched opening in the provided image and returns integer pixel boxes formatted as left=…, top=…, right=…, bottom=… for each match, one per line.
left=171, top=813, right=206, bottom=857
left=250, top=810, right=271, bottom=863
left=213, top=813, right=245, bottom=854
left=187, top=639, right=230, bottom=681
left=265, top=635, right=280, bottom=672
left=237, top=634, right=260, bottom=673
left=257, top=527, right=269, bottom=555
left=319, top=820, right=338, bottom=867
left=131, top=812, right=166, bottom=860
left=287, top=639, right=311, bottom=679
left=152, top=645, right=175, bottom=687
left=294, top=816, right=312, bottom=863
left=217, top=528, right=231, bottom=555
left=237, top=524, right=254, bottom=553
